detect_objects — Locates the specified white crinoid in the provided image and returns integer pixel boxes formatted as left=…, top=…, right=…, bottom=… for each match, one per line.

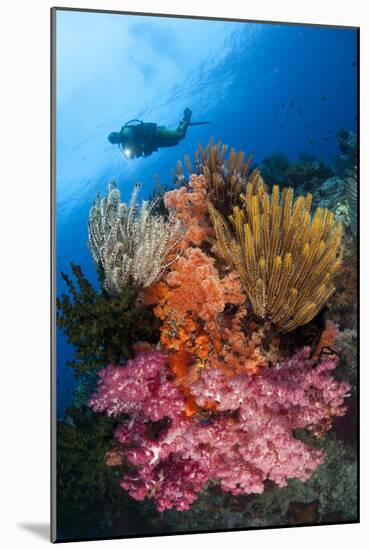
left=88, top=181, right=181, bottom=294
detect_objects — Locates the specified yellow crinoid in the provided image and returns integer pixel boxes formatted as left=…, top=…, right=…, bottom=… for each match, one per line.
left=209, top=181, right=342, bottom=332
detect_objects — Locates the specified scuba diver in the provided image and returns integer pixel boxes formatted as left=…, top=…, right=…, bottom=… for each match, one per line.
left=108, top=108, right=211, bottom=159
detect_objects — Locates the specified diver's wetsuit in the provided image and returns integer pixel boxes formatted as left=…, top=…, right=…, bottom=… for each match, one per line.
left=109, top=108, right=192, bottom=158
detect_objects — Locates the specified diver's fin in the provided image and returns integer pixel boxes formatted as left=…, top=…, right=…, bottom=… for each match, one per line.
left=188, top=121, right=212, bottom=126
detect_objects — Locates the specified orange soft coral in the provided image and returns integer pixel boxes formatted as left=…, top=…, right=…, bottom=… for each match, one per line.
left=164, top=174, right=214, bottom=249
left=312, top=319, right=340, bottom=361
left=166, top=248, right=225, bottom=325
left=145, top=246, right=269, bottom=411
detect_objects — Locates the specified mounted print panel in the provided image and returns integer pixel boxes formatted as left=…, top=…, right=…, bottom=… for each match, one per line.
left=51, top=7, right=359, bottom=543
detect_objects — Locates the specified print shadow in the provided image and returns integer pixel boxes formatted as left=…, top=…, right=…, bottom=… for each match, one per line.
left=18, top=523, right=49, bottom=541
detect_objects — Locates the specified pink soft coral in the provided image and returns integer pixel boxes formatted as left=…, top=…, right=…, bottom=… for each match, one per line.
left=89, top=351, right=184, bottom=420
left=89, top=349, right=350, bottom=512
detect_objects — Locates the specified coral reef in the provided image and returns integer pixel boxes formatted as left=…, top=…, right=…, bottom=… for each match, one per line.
left=261, top=152, right=333, bottom=197
left=57, top=408, right=357, bottom=539
left=328, top=232, right=357, bottom=327
left=57, top=139, right=356, bottom=535
left=337, top=129, right=357, bottom=157
left=315, top=172, right=357, bottom=236
left=56, top=406, right=121, bottom=538
left=260, top=151, right=290, bottom=186
left=285, top=153, right=334, bottom=194
left=145, top=246, right=269, bottom=417
left=209, top=183, right=342, bottom=331
left=346, top=175, right=357, bottom=235
left=260, top=131, right=358, bottom=213
left=56, top=263, right=160, bottom=374
left=335, top=129, right=357, bottom=175
left=158, top=435, right=357, bottom=531
left=316, top=176, right=346, bottom=211
left=88, top=181, right=180, bottom=294
left=311, top=319, right=339, bottom=361
left=89, top=349, right=350, bottom=512
left=164, top=174, right=213, bottom=248
left=173, top=139, right=254, bottom=219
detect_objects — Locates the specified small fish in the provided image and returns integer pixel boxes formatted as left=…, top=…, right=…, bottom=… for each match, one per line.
left=280, top=124, right=285, bottom=129
left=323, top=137, right=329, bottom=141
left=321, top=94, right=327, bottom=101
left=352, top=61, right=356, bottom=68
left=309, top=140, right=314, bottom=145
left=297, top=107, right=303, bottom=115
left=290, top=98, right=295, bottom=108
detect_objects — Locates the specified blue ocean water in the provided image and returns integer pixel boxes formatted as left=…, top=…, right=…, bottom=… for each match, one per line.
left=55, top=10, right=357, bottom=417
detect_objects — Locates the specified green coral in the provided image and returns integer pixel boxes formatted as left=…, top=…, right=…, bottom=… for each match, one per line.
left=73, top=371, right=99, bottom=408
left=56, top=406, right=122, bottom=540
left=57, top=406, right=119, bottom=504
left=56, top=263, right=160, bottom=375
left=56, top=406, right=167, bottom=541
